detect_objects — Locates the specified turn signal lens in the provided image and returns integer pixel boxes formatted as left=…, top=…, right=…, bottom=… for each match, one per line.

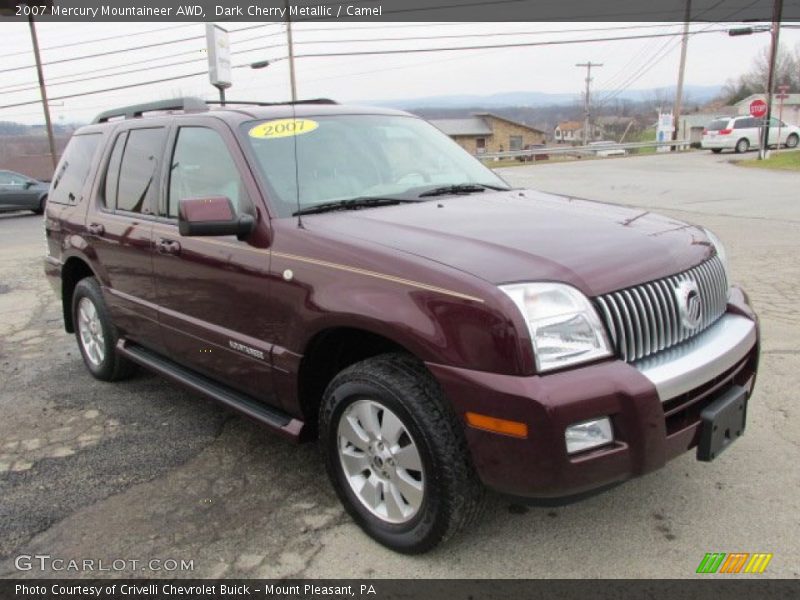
left=466, top=412, right=528, bottom=438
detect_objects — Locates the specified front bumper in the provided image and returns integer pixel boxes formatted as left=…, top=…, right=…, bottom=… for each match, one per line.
left=428, top=287, right=759, bottom=499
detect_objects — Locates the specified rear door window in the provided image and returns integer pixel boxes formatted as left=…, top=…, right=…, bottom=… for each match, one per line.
left=49, top=133, right=102, bottom=205
left=116, top=127, right=166, bottom=214
left=102, top=132, right=127, bottom=210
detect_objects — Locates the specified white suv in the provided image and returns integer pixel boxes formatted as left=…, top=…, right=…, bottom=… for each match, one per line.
left=702, top=115, right=800, bottom=153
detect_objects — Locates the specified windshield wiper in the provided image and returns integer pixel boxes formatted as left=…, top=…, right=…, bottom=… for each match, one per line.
left=292, top=196, right=420, bottom=216
left=417, top=183, right=509, bottom=198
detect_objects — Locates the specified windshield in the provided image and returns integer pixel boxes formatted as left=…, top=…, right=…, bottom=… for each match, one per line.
left=240, top=114, right=510, bottom=217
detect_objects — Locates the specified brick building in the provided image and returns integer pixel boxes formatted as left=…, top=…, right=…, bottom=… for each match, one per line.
left=428, top=113, right=546, bottom=155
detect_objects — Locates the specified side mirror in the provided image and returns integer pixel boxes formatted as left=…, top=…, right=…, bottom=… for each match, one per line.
left=178, top=196, right=255, bottom=240
left=24, top=180, right=36, bottom=189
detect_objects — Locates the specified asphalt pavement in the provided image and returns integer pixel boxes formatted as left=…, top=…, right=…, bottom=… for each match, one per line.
left=0, top=149, right=797, bottom=578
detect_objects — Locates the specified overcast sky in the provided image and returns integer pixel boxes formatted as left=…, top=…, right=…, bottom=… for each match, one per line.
left=1, top=20, right=798, bottom=124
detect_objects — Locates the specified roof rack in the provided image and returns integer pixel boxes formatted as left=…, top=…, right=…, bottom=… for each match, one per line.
left=92, top=97, right=339, bottom=123
left=92, top=97, right=207, bottom=124
left=205, top=98, right=339, bottom=107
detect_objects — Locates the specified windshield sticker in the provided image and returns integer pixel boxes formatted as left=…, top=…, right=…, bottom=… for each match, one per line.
left=248, top=119, right=319, bottom=139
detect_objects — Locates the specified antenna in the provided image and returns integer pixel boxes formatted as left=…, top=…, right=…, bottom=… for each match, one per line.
left=292, top=100, right=303, bottom=229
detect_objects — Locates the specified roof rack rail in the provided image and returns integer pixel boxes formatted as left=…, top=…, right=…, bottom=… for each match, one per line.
left=205, top=98, right=338, bottom=107
left=92, top=97, right=208, bottom=124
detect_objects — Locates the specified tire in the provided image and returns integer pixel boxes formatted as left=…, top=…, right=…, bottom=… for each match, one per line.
left=735, top=138, right=749, bottom=154
left=72, top=277, right=135, bottom=381
left=786, top=133, right=799, bottom=149
left=711, top=148, right=722, bottom=154
left=320, top=353, right=485, bottom=554
left=33, top=195, right=46, bottom=215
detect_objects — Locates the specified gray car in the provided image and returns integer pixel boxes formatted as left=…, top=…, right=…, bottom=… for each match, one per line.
left=0, top=170, right=49, bottom=214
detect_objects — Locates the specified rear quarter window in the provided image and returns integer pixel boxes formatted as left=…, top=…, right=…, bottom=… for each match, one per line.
left=49, top=133, right=102, bottom=205
left=707, top=119, right=731, bottom=131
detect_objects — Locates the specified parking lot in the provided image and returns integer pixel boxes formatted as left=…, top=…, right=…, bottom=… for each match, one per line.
left=0, top=150, right=798, bottom=578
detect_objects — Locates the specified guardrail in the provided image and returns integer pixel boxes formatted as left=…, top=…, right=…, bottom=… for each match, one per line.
left=478, top=139, right=692, bottom=161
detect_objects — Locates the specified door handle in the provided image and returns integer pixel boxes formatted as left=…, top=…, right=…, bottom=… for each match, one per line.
left=87, top=223, right=105, bottom=236
left=156, top=238, right=181, bottom=255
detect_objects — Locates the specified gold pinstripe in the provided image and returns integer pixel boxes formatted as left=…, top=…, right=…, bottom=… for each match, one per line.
left=272, top=251, right=484, bottom=303
left=147, top=225, right=483, bottom=303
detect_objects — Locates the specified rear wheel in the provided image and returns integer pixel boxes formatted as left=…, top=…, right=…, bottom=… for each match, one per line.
left=320, top=353, right=484, bottom=553
left=72, top=277, right=135, bottom=381
left=735, top=138, right=749, bottom=154
left=786, top=133, right=799, bottom=149
left=711, top=148, right=723, bottom=154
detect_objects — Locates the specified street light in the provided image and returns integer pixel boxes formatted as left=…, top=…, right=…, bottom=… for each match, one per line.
left=726, top=0, right=783, bottom=160
left=728, top=25, right=771, bottom=36
left=250, top=60, right=271, bottom=70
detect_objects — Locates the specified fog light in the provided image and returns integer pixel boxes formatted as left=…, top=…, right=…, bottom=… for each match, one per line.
left=565, top=417, right=614, bottom=454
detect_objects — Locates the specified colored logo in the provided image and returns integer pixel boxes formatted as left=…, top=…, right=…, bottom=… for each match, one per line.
left=696, top=552, right=773, bottom=574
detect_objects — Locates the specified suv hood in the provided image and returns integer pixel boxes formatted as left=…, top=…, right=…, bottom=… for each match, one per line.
left=306, top=189, right=714, bottom=297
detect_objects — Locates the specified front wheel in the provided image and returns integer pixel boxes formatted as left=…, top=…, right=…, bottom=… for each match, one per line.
left=72, top=277, right=136, bottom=381
left=320, top=354, right=484, bottom=553
left=33, top=195, right=46, bottom=215
left=786, top=133, right=799, bottom=149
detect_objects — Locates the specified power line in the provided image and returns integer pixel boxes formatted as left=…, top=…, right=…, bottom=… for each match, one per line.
left=288, top=23, right=698, bottom=45
left=0, top=23, right=274, bottom=75
left=0, top=24, right=693, bottom=93
left=4, top=23, right=199, bottom=57
left=595, top=0, right=764, bottom=105
left=593, top=26, right=679, bottom=91
left=0, top=38, right=286, bottom=94
left=0, top=27, right=737, bottom=111
left=284, top=28, right=732, bottom=60
left=0, top=26, right=286, bottom=93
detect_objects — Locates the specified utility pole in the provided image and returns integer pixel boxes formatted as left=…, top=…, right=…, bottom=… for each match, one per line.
left=671, top=0, right=692, bottom=146
left=576, top=62, right=602, bottom=145
left=760, top=0, right=783, bottom=160
left=285, top=0, right=297, bottom=101
left=28, top=15, right=57, bottom=170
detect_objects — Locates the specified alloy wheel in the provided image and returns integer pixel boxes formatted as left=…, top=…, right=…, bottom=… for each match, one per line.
left=337, top=399, right=425, bottom=524
left=77, top=297, right=105, bottom=366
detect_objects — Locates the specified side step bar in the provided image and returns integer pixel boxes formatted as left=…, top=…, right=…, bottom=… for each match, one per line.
left=117, top=340, right=304, bottom=442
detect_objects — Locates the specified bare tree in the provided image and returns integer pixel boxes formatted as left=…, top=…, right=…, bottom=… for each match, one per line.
left=720, top=43, right=800, bottom=104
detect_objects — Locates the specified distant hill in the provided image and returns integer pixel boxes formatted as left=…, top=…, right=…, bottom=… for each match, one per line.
left=364, top=85, right=722, bottom=110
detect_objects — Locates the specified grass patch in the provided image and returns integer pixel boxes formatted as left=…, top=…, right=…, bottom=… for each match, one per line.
left=738, top=150, right=800, bottom=171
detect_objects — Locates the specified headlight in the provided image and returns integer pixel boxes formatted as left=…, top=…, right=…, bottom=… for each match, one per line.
left=703, top=228, right=731, bottom=287
left=500, top=282, right=613, bottom=372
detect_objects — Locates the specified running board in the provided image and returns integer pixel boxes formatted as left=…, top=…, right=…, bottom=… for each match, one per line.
left=117, top=340, right=304, bottom=442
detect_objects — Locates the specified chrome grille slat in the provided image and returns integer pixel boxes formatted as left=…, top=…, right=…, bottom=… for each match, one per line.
left=622, top=290, right=643, bottom=360
left=595, top=297, right=617, bottom=348
left=594, top=256, right=728, bottom=363
left=614, top=292, right=636, bottom=361
left=606, top=295, right=629, bottom=362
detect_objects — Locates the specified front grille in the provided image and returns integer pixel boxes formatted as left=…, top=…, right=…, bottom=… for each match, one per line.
left=594, top=255, right=728, bottom=362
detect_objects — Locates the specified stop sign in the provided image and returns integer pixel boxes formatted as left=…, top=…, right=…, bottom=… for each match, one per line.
left=749, top=99, right=768, bottom=118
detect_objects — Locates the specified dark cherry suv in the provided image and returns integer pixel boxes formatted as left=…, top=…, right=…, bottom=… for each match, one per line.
left=44, top=98, right=759, bottom=553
